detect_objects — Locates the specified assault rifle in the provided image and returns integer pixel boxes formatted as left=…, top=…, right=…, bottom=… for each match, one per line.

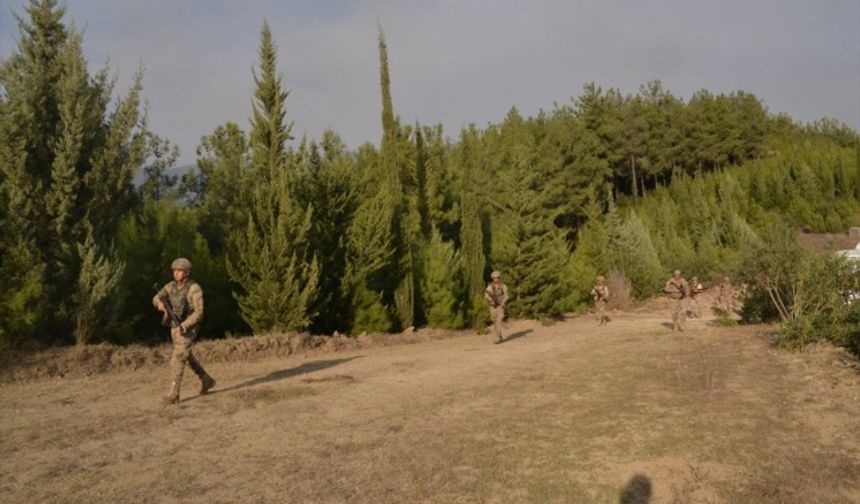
left=155, top=285, right=186, bottom=334
left=488, top=287, right=504, bottom=308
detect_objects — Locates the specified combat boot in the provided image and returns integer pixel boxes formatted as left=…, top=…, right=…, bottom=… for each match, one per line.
left=161, top=382, right=180, bottom=405
left=200, top=374, right=216, bottom=395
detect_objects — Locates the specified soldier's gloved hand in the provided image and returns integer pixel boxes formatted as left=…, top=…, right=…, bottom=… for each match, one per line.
left=179, top=324, right=186, bottom=335
left=156, top=301, right=166, bottom=313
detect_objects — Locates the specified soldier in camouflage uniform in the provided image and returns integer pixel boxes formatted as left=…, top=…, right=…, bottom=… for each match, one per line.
left=485, top=270, right=509, bottom=343
left=591, top=275, right=610, bottom=325
left=153, top=258, right=216, bottom=404
left=664, top=270, right=690, bottom=331
left=687, top=276, right=704, bottom=318
left=718, top=276, right=734, bottom=313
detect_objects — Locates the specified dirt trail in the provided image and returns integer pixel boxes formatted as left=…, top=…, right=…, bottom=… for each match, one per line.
left=2, top=301, right=859, bottom=503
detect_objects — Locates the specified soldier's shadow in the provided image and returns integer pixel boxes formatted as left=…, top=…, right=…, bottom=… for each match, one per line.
left=497, top=329, right=533, bottom=344
left=191, top=356, right=362, bottom=400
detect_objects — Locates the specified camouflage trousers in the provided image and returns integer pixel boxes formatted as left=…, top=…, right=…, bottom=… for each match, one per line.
left=489, top=306, right=505, bottom=341
left=170, top=326, right=207, bottom=387
left=595, top=299, right=609, bottom=325
left=670, top=298, right=686, bottom=331
left=688, top=298, right=701, bottom=318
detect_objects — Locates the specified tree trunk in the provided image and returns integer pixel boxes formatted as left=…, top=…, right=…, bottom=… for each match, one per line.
left=630, top=155, right=638, bottom=198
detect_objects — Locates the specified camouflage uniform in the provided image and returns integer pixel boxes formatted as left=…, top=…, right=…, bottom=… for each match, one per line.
left=153, top=259, right=214, bottom=403
left=718, top=277, right=734, bottom=313
left=485, top=272, right=509, bottom=343
left=664, top=272, right=690, bottom=331
left=590, top=277, right=610, bottom=325
left=688, top=277, right=703, bottom=318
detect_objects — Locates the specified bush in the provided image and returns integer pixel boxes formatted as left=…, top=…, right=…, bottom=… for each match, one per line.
left=606, top=269, right=633, bottom=312
left=741, top=222, right=860, bottom=355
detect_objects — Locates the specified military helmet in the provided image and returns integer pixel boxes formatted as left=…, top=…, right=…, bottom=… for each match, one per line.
left=490, top=270, right=502, bottom=279
left=171, top=257, right=192, bottom=272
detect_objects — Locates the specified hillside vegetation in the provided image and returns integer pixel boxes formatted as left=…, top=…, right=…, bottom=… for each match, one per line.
left=1, top=0, right=858, bottom=350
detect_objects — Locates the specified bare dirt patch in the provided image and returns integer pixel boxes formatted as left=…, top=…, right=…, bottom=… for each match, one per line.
left=1, top=305, right=858, bottom=503
left=797, top=229, right=859, bottom=253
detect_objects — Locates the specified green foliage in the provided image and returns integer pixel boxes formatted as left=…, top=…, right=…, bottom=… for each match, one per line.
left=2, top=7, right=858, bottom=347
left=226, top=22, right=319, bottom=334
left=457, top=126, right=487, bottom=329
left=343, top=193, right=396, bottom=333
left=739, top=223, right=860, bottom=356
left=72, top=227, right=124, bottom=345
left=0, top=0, right=147, bottom=345
left=419, top=230, right=464, bottom=329
left=609, top=210, right=664, bottom=298
left=295, top=134, right=358, bottom=334
left=487, top=113, right=573, bottom=318
left=114, top=201, right=246, bottom=344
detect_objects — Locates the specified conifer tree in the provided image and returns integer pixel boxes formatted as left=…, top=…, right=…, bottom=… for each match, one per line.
left=139, top=133, right=180, bottom=203
left=188, top=121, right=251, bottom=254
left=377, top=26, right=416, bottom=329
left=488, top=111, right=572, bottom=319
left=609, top=210, right=663, bottom=297
left=419, top=229, right=464, bottom=329
left=0, top=0, right=147, bottom=345
left=343, top=193, right=396, bottom=333
left=457, top=126, right=487, bottom=328
left=299, top=132, right=358, bottom=334
left=227, top=21, right=319, bottom=333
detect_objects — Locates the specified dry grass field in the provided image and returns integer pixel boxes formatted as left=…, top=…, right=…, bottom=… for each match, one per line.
left=2, top=295, right=858, bottom=503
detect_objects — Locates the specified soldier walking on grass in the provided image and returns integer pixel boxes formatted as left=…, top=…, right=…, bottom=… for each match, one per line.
left=153, top=258, right=216, bottom=404
left=485, top=270, right=509, bottom=343
left=688, top=276, right=704, bottom=318
left=591, top=275, right=610, bottom=325
left=664, top=270, right=690, bottom=331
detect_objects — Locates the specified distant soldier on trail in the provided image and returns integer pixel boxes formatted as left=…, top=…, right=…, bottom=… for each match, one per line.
left=664, top=270, right=690, bottom=331
left=718, top=276, right=734, bottom=313
left=591, top=275, right=610, bottom=325
left=688, top=276, right=704, bottom=318
left=153, top=258, right=216, bottom=404
left=485, top=270, right=509, bottom=343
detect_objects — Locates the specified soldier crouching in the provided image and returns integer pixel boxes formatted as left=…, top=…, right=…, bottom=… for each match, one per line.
left=153, top=257, right=216, bottom=404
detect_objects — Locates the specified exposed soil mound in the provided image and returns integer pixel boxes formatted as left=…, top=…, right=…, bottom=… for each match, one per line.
left=0, top=327, right=472, bottom=384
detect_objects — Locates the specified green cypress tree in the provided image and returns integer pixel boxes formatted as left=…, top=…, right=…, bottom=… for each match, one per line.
left=855, top=140, right=860, bottom=201
left=488, top=111, right=573, bottom=319
left=188, top=121, right=251, bottom=254
left=457, top=126, right=487, bottom=329
left=343, top=193, right=396, bottom=333
left=227, top=21, right=319, bottom=333
left=0, top=0, right=147, bottom=344
left=377, top=26, right=416, bottom=330
left=299, top=132, right=358, bottom=334
left=419, top=229, right=464, bottom=329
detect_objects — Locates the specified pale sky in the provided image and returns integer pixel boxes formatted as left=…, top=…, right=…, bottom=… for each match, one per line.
left=2, top=0, right=859, bottom=166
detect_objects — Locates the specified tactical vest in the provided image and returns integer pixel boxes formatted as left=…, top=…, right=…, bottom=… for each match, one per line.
left=488, top=284, right=505, bottom=307
left=668, top=280, right=686, bottom=299
left=167, top=280, right=196, bottom=324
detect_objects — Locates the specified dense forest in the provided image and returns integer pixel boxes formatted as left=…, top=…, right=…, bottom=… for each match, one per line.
left=1, top=0, right=858, bottom=351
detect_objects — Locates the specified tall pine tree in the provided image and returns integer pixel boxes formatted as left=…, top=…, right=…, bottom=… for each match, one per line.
left=227, top=21, right=319, bottom=333
left=0, top=0, right=147, bottom=345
